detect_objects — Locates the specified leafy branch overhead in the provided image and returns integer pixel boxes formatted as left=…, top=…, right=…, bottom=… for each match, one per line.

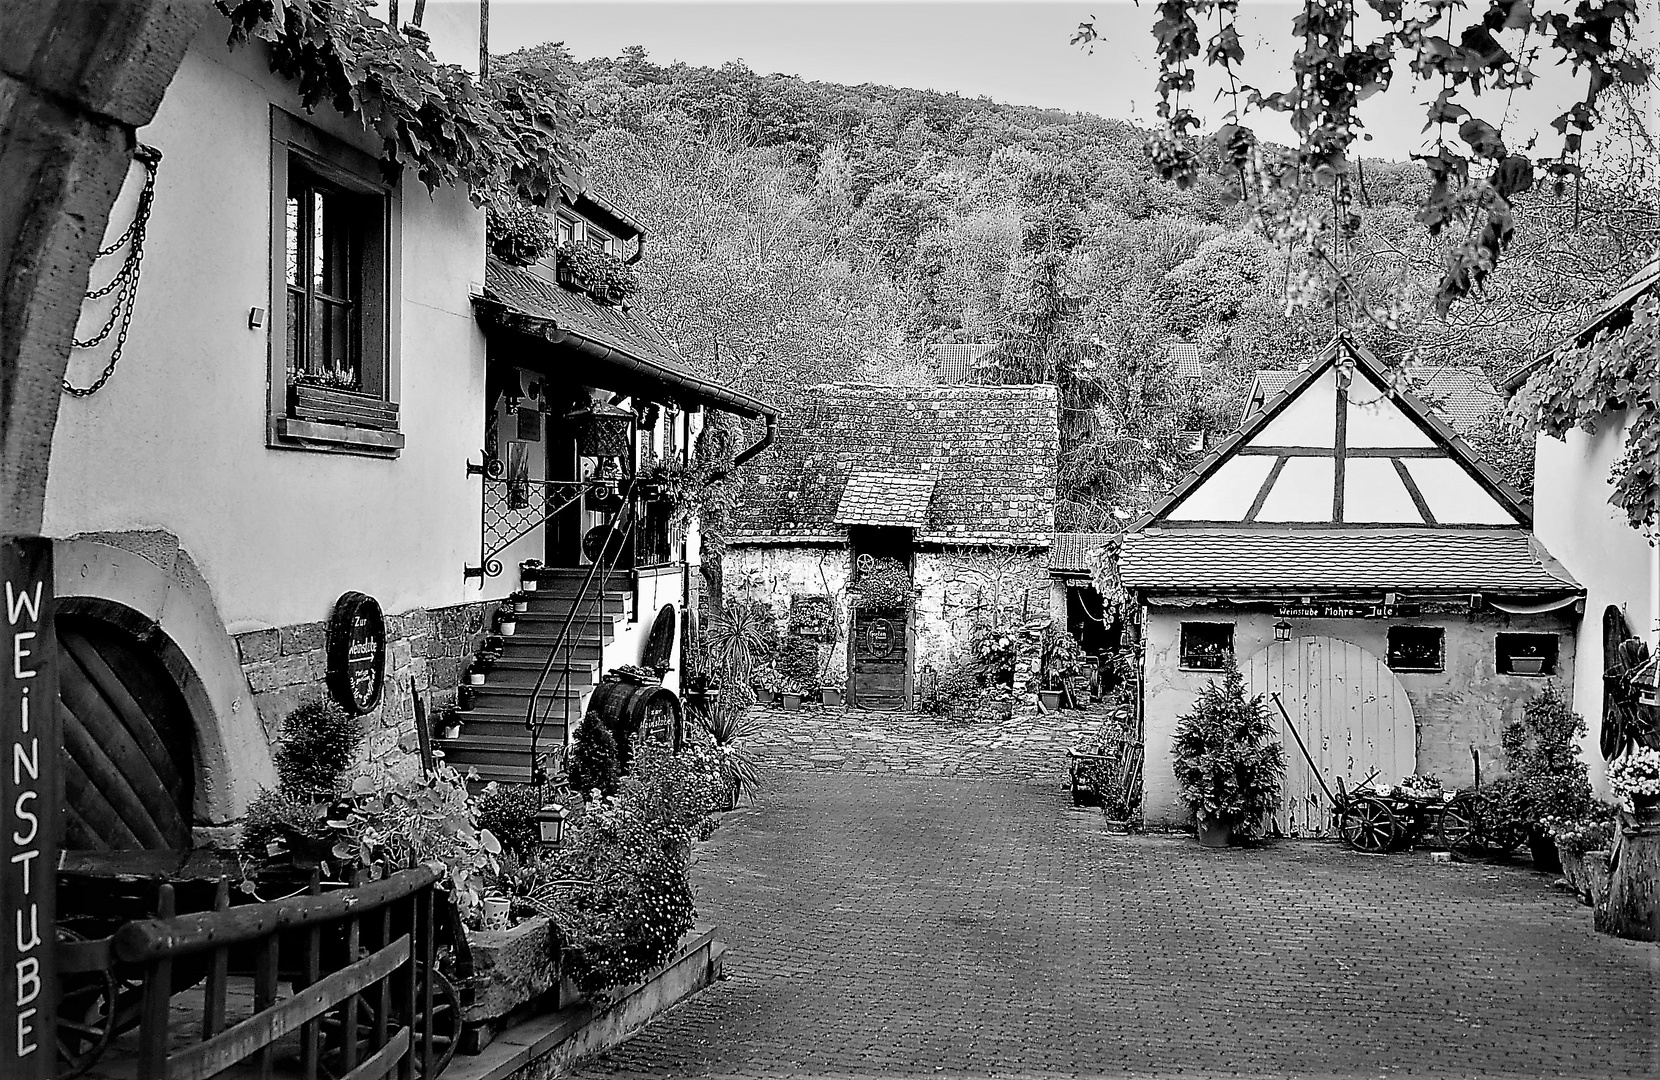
left=1078, top=1, right=1650, bottom=316
left=216, top=0, right=586, bottom=206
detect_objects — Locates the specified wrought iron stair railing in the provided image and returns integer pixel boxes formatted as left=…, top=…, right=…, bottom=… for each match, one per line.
left=462, top=455, right=629, bottom=581
left=524, top=479, right=641, bottom=784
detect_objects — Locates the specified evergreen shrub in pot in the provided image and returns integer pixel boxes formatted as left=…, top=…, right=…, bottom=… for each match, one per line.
left=1171, top=661, right=1285, bottom=847
left=1501, top=684, right=1594, bottom=871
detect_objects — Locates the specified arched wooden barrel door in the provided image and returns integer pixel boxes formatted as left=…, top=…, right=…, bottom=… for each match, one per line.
left=1244, top=636, right=1416, bottom=837
left=56, top=612, right=197, bottom=851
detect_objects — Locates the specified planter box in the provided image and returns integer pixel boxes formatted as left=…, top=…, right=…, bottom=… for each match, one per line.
left=1039, top=689, right=1064, bottom=712
left=821, top=687, right=844, bottom=708
left=780, top=692, right=803, bottom=711
left=289, top=383, right=400, bottom=430
left=464, top=915, right=562, bottom=1033
left=1509, top=657, right=1546, bottom=675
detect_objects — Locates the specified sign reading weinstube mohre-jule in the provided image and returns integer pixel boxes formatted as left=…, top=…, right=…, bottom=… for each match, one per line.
left=3, top=538, right=56, bottom=1080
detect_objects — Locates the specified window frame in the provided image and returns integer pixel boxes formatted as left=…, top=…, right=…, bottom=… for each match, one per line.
left=1496, top=632, right=1559, bottom=677
left=268, top=107, right=402, bottom=456
left=1387, top=625, right=1445, bottom=673
left=1178, top=622, right=1234, bottom=672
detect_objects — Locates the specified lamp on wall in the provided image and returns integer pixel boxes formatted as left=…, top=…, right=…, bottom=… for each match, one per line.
left=1274, top=620, right=1293, bottom=642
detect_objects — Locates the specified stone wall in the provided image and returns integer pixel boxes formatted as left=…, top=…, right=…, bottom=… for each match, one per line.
left=235, top=599, right=494, bottom=748
left=913, top=547, right=1051, bottom=672
left=723, top=544, right=852, bottom=672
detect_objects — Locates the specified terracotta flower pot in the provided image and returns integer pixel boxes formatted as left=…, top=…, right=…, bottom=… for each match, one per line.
left=1039, top=689, right=1064, bottom=712
left=821, top=687, right=844, bottom=708
left=781, top=692, right=803, bottom=711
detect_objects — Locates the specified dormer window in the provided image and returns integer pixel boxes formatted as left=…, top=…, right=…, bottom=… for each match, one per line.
left=556, top=216, right=575, bottom=248
left=586, top=227, right=613, bottom=255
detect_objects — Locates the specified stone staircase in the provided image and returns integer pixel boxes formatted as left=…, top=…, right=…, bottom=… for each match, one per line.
left=438, top=568, right=631, bottom=785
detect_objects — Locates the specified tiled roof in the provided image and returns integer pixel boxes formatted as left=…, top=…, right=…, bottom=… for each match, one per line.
left=1247, top=365, right=1499, bottom=436
left=927, top=343, right=995, bottom=383
left=731, top=382, right=1058, bottom=545
left=1167, top=342, right=1203, bottom=379
left=1119, top=528, right=1581, bottom=595
left=835, top=469, right=936, bottom=527
left=1051, top=532, right=1114, bottom=574
left=477, top=258, right=772, bottom=418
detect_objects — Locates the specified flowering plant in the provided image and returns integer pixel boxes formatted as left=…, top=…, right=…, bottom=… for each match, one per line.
left=1607, top=746, right=1660, bottom=805
left=1541, top=805, right=1619, bottom=855
left=853, top=558, right=911, bottom=611
left=1398, top=774, right=1444, bottom=800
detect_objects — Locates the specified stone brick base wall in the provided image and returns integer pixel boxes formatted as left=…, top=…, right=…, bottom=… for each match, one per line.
left=235, top=599, right=494, bottom=747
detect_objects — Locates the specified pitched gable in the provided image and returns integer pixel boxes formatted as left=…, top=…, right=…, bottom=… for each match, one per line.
left=1147, top=336, right=1530, bottom=529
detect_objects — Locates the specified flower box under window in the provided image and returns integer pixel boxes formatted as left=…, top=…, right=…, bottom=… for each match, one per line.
left=1496, top=632, right=1558, bottom=676
left=289, top=382, right=400, bottom=431
left=1179, top=622, right=1234, bottom=671
left=1388, top=626, right=1445, bottom=673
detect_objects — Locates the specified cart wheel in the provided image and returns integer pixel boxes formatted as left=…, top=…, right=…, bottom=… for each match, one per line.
left=322, top=965, right=459, bottom=1079
left=1339, top=797, right=1400, bottom=854
left=55, top=931, right=117, bottom=1080
left=1437, top=796, right=1477, bottom=854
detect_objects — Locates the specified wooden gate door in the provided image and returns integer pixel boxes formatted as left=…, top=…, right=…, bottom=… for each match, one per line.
left=56, top=614, right=195, bottom=851
left=851, top=609, right=908, bottom=711
left=1244, top=636, right=1416, bottom=837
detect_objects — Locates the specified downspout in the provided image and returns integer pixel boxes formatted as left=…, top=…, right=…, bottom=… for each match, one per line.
left=625, top=229, right=646, bottom=266
left=732, top=413, right=778, bottom=467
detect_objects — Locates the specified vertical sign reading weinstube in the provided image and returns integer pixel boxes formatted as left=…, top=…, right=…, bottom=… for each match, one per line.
left=2, top=538, right=55, bottom=1080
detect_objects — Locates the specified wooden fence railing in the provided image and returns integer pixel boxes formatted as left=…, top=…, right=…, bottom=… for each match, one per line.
left=107, top=865, right=440, bottom=1080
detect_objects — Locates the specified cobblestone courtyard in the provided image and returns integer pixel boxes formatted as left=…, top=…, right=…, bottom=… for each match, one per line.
left=572, top=711, right=1660, bottom=1079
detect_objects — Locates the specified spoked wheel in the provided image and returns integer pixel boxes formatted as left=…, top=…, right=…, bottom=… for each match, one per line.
left=320, top=965, right=459, bottom=1079
left=55, top=931, right=117, bottom=1080
left=1339, top=797, right=1401, bottom=854
left=1437, top=795, right=1478, bottom=854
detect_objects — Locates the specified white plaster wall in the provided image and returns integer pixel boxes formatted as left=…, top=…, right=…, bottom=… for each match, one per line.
left=1533, top=413, right=1659, bottom=795
left=603, top=568, right=688, bottom=695
left=913, top=549, right=1049, bottom=670
left=722, top=545, right=852, bottom=671
left=1140, top=606, right=1580, bottom=827
left=43, top=25, right=494, bottom=633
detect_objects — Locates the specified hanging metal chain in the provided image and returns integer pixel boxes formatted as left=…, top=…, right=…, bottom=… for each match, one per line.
left=64, top=144, right=161, bottom=397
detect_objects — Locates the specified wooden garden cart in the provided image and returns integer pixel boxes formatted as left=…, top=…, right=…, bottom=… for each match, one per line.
left=1331, top=777, right=1524, bottom=856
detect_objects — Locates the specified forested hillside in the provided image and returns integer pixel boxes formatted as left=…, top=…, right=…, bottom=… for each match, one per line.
left=498, top=43, right=1652, bottom=529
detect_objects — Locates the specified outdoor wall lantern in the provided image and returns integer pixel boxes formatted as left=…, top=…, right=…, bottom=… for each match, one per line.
left=537, top=802, right=569, bottom=849
left=1274, top=620, right=1293, bottom=642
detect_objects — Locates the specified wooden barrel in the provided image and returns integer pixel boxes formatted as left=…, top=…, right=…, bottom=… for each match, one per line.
left=587, top=681, right=682, bottom=770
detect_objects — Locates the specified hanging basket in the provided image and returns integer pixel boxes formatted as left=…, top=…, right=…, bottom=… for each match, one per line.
left=573, top=403, right=633, bottom=458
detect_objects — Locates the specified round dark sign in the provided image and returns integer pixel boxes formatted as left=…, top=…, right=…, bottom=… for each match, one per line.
left=327, top=591, right=386, bottom=714
left=867, top=618, right=895, bottom=658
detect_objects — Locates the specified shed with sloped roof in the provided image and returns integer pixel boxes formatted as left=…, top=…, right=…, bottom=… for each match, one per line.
left=1127, top=334, right=1583, bottom=833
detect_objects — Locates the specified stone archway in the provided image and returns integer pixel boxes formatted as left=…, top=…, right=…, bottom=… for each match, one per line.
left=54, top=534, right=276, bottom=831
left=1, top=2, right=209, bottom=533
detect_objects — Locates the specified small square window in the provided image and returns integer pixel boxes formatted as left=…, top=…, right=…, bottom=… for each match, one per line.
left=1388, top=626, right=1444, bottom=672
left=1496, top=632, right=1558, bottom=676
left=1179, top=623, right=1233, bottom=670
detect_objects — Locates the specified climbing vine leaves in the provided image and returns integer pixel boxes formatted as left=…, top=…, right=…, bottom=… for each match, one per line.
left=1077, top=1, right=1650, bottom=318
left=216, top=0, right=586, bottom=206
left=1517, top=291, right=1659, bottom=531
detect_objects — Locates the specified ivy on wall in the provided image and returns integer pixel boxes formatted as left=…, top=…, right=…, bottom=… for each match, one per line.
left=1516, top=291, right=1658, bottom=531
left=216, top=0, right=586, bottom=206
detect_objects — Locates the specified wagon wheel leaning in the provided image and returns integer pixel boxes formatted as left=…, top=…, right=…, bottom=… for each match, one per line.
left=55, top=929, right=117, bottom=1080
left=1436, top=794, right=1478, bottom=855
left=321, top=964, right=460, bottom=1079
left=1338, top=796, right=1401, bottom=854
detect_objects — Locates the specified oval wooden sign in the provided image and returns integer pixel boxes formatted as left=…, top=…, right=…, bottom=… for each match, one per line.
left=328, top=591, right=386, bottom=714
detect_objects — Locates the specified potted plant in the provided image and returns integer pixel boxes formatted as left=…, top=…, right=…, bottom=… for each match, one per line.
left=751, top=665, right=782, bottom=705
left=511, top=591, right=531, bottom=614
left=1171, top=660, right=1286, bottom=847
left=457, top=683, right=476, bottom=710
left=520, top=559, right=542, bottom=591
left=853, top=557, right=912, bottom=611
left=821, top=672, right=846, bottom=708
left=1501, top=685, right=1595, bottom=870
left=496, top=607, right=518, bottom=637
left=1542, top=806, right=1618, bottom=903
left=779, top=677, right=804, bottom=712
left=1607, top=745, right=1660, bottom=824
left=436, top=706, right=463, bottom=740
left=1039, top=623, right=1086, bottom=712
